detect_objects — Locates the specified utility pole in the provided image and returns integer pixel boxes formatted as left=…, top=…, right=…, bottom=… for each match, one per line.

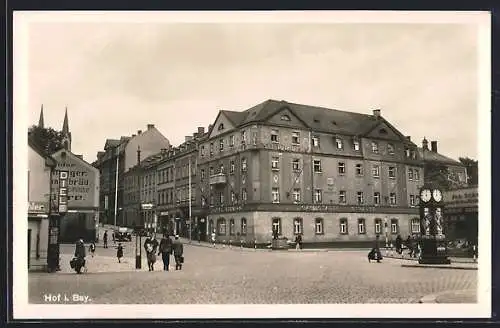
left=189, top=157, right=192, bottom=243
left=114, top=147, right=119, bottom=228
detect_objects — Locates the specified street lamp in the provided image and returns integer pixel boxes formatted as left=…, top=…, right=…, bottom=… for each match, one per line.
left=135, top=230, right=142, bottom=269
left=384, top=217, right=389, bottom=255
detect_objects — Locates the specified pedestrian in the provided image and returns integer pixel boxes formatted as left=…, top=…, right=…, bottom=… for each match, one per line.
left=295, top=233, right=303, bottom=250
left=172, top=235, right=184, bottom=270
left=89, top=240, right=96, bottom=257
left=144, top=234, right=157, bottom=271
left=158, top=234, right=173, bottom=271
left=211, top=230, right=216, bottom=247
left=406, top=235, right=413, bottom=257
left=112, top=231, right=116, bottom=245
left=116, top=242, right=124, bottom=263
left=395, top=234, right=402, bottom=255
left=369, top=234, right=382, bottom=263
left=103, top=230, right=108, bottom=249
left=74, top=238, right=86, bottom=274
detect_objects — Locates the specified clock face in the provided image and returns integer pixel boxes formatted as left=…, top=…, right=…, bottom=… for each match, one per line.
left=433, top=189, right=442, bottom=202
left=420, top=189, right=432, bottom=203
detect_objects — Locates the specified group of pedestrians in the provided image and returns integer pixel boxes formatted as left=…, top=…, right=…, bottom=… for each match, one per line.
left=143, top=233, right=184, bottom=272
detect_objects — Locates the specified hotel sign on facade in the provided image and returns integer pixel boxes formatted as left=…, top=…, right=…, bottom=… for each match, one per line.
left=443, top=187, right=478, bottom=214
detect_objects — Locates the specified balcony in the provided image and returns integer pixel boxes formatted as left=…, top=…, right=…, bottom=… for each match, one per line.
left=209, top=173, right=227, bottom=186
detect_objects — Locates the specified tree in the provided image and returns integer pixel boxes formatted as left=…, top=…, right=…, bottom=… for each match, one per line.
left=28, top=125, right=65, bottom=155
left=459, top=157, right=478, bottom=186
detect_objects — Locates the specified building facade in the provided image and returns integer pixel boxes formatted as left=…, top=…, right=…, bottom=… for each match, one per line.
left=442, top=186, right=478, bottom=245
left=93, top=124, right=170, bottom=226
left=197, top=100, right=424, bottom=247
left=28, top=139, right=57, bottom=271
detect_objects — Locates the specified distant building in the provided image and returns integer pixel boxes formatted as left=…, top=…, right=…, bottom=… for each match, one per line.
left=28, top=138, right=57, bottom=272
left=197, top=99, right=424, bottom=246
left=93, top=124, right=170, bottom=226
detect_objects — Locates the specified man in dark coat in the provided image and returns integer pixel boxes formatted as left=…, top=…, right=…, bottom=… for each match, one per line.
left=144, top=235, right=157, bottom=271
left=395, top=234, right=403, bottom=254
left=103, top=230, right=108, bottom=248
left=158, top=234, right=173, bottom=271
left=172, top=235, right=184, bottom=270
left=74, top=239, right=86, bottom=273
left=373, top=234, right=382, bottom=262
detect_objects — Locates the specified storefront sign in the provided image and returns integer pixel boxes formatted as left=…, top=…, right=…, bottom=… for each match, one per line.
left=211, top=205, right=243, bottom=214
left=141, top=203, right=154, bottom=210
left=262, top=143, right=301, bottom=153
left=444, top=188, right=478, bottom=204
left=159, top=211, right=169, bottom=216
left=28, top=201, right=48, bottom=213
left=58, top=171, right=68, bottom=213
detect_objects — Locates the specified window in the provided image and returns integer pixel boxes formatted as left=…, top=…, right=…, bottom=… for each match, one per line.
left=241, top=131, right=247, bottom=144
left=372, top=165, right=380, bottom=178
left=219, top=139, right=224, bottom=152
left=408, top=168, right=413, bottom=180
left=229, top=218, right=235, bottom=235
left=241, top=158, right=247, bottom=172
left=230, top=161, right=235, bottom=174
left=292, top=131, right=300, bottom=144
left=217, top=218, right=226, bottom=235
left=241, top=218, right=247, bottom=235
left=410, top=195, right=415, bottom=206
left=388, top=166, right=396, bottom=179
left=391, top=219, right=399, bottom=234
left=293, top=218, right=303, bottom=234
left=389, top=193, right=397, bottom=205
left=312, top=135, right=320, bottom=147
left=387, top=143, right=395, bottom=154
left=292, top=188, right=301, bottom=203
left=358, top=219, right=366, bottom=234
left=374, top=192, right=380, bottom=205
left=414, top=169, right=420, bottom=180
left=219, top=192, right=224, bottom=204
left=339, top=190, right=346, bottom=204
left=219, top=164, right=224, bottom=174
left=292, top=159, right=300, bottom=171
left=411, top=218, right=420, bottom=233
left=314, top=189, right=323, bottom=204
left=271, top=157, right=280, bottom=170
left=272, top=188, right=280, bottom=203
left=242, top=188, right=247, bottom=202
left=355, top=164, right=363, bottom=176
left=272, top=217, right=281, bottom=235
left=374, top=219, right=382, bottom=235
left=229, top=135, right=235, bottom=148
left=201, top=145, right=205, bottom=157
left=357, top=191, right=364, bottom=204
left=315, top=218, right=324, bottom=234
left=353, top=139, right=360, bottom=151
left=313, top=160, right=322, bottom=173
left=231, top=191, right=236, bottom=203
left=210, top=143, right=214, bottom=156
left=209, top=166, right=214, bottom=176
left=218, top=123, right=225, bottom=131
left=338, top=162, right=346, bottom=174
left=252, top=132, right=258, bottom=145
left=336, top=138, right=343, bottom=149
left=280, top=114, right=290, bottom=121
left=271, top=129, right=279, bottom=143
left=339, top=218, right=348, bottom=234
left=371, top=141, right=379, bottom=153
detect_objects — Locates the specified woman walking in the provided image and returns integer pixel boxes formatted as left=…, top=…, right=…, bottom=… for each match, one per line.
left=172, top=235, right=184, bottom=270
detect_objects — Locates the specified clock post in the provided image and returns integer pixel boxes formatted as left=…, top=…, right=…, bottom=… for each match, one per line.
left=418, top=185, right=451, bottom=265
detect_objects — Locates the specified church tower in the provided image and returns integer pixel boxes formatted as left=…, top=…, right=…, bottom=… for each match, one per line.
left=38, top=104, right=44, bottom=128
left=61, top=106, right=72, bottom=151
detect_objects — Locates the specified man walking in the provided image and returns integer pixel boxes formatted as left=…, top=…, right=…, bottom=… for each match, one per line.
left=144, top=234, right=157, bottom=271
left=172, top=235, right=184, bottom=270
left=103, top=230, right=108, bottom=249
left=158, top=234, right=173, bottom=271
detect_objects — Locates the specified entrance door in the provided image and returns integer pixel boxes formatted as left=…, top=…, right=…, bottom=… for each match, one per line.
left=198, top=218, right=207, bottom=242
left=27, top=229, right=32, bottom=270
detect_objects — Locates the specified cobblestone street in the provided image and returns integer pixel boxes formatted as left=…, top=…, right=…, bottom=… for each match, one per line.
left=29, top=239, right=477, bottom=304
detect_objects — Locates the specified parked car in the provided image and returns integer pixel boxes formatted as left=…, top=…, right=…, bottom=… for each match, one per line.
left=113, top=227, right=132, bottom=242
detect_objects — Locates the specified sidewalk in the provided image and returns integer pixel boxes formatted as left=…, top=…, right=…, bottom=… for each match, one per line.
left=383, top=251, right=476, bottom=264
left=419, top=289, right=477, bottom=303
left=57, top=253, right=151, bottom=274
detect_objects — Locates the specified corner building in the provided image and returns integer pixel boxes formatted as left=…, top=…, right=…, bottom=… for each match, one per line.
left=198, top=100, right=424, bottom=247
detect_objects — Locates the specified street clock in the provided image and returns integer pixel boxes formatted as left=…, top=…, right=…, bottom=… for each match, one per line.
left=420, top=188, right=432, bottom=203
left=432, top=189, right=443, bottom=202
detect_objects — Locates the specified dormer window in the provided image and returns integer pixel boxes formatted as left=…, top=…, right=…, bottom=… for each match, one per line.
left=387, top=143, right=395, bottom=154
left=371, top=141, right=379, bottom=153
left=353, top=139, right=360, bottom=151
left=379, top=128, right=388, bottom=135
left=280, top=114, right=291, bottom=121
left=218, top=123, right=225, bottom=131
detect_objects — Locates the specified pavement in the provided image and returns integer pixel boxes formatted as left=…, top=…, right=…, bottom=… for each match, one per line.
left=29, top=238, right=477, bottom=304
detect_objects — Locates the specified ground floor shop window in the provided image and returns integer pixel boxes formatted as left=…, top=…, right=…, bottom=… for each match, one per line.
left=315, top=218, right=324, bottom=234
left=272, top=217, right=281, bottom=235
left=217, top=218, right=226, bottom=235
left=241, top=218, right=247, bottom=235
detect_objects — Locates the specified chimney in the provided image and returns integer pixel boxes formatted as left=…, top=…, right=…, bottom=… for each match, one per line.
left=147, top=124, right=155, bottom=130
left=422, top=137, right=429, bottom=150
left=431, top=141, right=438, bottom=153
left=208, top=124, right=213, bottom=132
left=137, top=130, right=142, bottom=135
left=198, top=126, right=205, bottom=135
left=372, top=109, right=381, bottom=117
left=405, top=136, right=411, bottom=141
left=193, top=132, right=198, bottom=139
left=137, top=146, right=141, bottom=165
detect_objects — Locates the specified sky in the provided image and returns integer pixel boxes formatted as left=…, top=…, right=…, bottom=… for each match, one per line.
left=24, top=14, right=481, bottom=163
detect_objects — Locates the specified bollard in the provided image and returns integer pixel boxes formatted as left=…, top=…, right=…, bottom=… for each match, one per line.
left=240, top=240, right=243, bottom=249
left=254, top=240, right=257, bottom=250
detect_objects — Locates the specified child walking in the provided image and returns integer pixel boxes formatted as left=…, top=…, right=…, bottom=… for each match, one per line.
left=116, top=243, right=124, bottom=263
left=89, top=241, right=96, bottom=257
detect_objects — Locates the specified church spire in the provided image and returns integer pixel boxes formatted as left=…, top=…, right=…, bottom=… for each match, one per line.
left=62, top=106, right=69, bottom=134
left=38, top=104, right=44, bottom=128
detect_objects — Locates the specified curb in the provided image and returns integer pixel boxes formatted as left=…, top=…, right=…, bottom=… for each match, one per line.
left=384, top=255, right=475, bottom=264
left=401, top=264, right=477, bottom=271
left=419, top=289, right=476, bottom=304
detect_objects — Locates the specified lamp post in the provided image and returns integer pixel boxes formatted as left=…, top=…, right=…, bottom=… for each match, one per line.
left=384, top=217, right=389, bottom=255
left=135, top=230, right=142, bottom=269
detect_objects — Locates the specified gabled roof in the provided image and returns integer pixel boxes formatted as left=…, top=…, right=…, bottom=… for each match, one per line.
left=51, top=148, right=99, bottom=172
left=418, top=148, right=463, bottom=166
left=28, top=137, right=57, bottom=167
left=104, top=139, right=120, bottom=149
left=220, top=110, right=247, bottom=127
